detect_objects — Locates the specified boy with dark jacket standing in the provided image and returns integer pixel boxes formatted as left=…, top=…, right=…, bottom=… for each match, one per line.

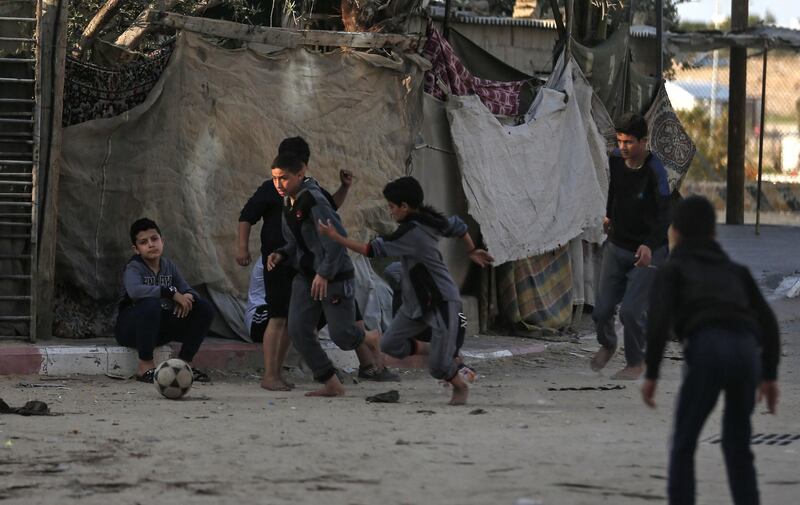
left=641, top=196, right=780, bottom=505
left=591, top=113, right=671, bottom=380
left=116, top=218, right=214, bottom=383
left=318, top=176, right=493, bottom=405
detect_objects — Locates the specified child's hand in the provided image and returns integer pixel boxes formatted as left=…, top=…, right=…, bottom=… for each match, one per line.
left=317, top=219, right=339, bottom=239
left=173, top=292, right=194, bottom=318
left=339, top=169, right=354, bottom=188
left=266, top=252, right=282, bottom=271
left=311, top=274, right=328, bottom=301
left=758, top=381, right=779, bottom=414
left=236, top=246, right=251, bottom=266
left=641, top=379, right=657, bottom=408
left=468, top=248, right=494, bottom=267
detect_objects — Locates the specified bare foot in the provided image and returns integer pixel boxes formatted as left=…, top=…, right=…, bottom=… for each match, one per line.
left=305, top=375, right=346, bottom=397
left=611, top=365, right=644, bottom=381
left=590, top=346, right=616, bottom=372
left=448, top=374, right=469, bottom=405
left=261, top=376, right=292, bottom=391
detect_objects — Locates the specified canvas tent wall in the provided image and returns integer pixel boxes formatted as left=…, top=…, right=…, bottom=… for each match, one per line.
left=57, top=32, right=425, bottom=338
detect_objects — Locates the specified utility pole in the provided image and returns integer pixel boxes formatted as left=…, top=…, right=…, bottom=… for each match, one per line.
left=655, top=0, right=663, bottom=83
left=726, top=0, right=748, bottom=224
left=710, top=0, right=723, bottom=126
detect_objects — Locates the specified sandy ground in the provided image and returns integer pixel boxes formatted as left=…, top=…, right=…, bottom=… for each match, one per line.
left=1, top=315, right=798, bottom=505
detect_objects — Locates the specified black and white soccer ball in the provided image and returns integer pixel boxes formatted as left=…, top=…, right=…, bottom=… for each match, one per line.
left=154, top=359, right=193, bottom=399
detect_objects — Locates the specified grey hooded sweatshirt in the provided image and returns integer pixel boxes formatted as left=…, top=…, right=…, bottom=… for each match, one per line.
left=119, top=255, right=199, bottom=308
left=277, top=177, right=354, bottom=281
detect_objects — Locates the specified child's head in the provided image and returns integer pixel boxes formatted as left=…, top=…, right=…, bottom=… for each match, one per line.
left=278, top=136, right=311, bottom=165
left=669, top=195, right=716, bottom=248
left=271, top=152, right=306, bottom=198
left=129, top=218, right=163, bottom=261
left=615, top=113, right=648, bottom=161
left=382, top=176, right=423, bottom=222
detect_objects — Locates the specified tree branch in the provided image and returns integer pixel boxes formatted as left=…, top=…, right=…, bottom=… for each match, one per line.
left=73, top=0, right=125, bottom=58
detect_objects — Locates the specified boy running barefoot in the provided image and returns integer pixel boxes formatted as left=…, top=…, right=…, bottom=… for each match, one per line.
left=318, top=176, right=493, bottom=405
left=266, top=154, right=385, bottom=397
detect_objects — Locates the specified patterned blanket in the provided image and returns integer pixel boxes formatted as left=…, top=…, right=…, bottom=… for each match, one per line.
left=496, top=246, right=573, bottom=331
left=422, top=28, right=525, bottom=116
left=63, top=43, right=174, bottom=126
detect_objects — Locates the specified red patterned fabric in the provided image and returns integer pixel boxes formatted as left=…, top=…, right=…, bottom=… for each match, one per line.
left=422, top=28, right=525, bottom=116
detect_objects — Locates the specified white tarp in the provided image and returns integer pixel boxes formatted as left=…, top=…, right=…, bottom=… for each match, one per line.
left=446, top=55, right=609, bottom=265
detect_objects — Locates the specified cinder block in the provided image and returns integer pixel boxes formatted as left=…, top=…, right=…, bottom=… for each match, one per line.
left=107, top=345, right=171, bottom=376
left=41, top=346, right=107, bottom=376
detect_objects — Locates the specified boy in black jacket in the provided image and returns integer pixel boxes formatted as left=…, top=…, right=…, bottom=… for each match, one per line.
left=641, top=196, right=780, bottom=505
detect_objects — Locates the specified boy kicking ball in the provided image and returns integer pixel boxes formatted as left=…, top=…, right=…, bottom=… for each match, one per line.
left=318, top=176, right=493, bottom=405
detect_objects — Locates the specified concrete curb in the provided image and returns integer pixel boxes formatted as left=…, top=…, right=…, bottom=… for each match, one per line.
left=0, top=340, right=547, bottom=377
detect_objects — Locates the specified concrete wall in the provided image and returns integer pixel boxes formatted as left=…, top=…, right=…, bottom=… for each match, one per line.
left=449, top=22, right=558, bottom=75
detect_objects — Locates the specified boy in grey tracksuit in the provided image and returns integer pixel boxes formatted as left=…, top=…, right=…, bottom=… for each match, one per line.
left=267, top=153, right=383, bottom=397
left=318, top=176, right=493, bottom=405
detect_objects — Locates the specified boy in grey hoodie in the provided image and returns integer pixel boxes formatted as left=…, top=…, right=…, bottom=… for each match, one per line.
left=318, top=176, right=493, bottom=405
left=266, top=154, right=385, bottom=397
left=115, top=218, right=214, bottom=383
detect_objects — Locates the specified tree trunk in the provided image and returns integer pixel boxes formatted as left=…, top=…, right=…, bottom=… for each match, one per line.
left=73, top=0, right=125, bottom=58
left=115, top=0, right=224, bottom=50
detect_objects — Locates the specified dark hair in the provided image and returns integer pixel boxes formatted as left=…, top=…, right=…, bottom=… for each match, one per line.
left=615, top=113, right=648, bottom=140
left=278, top=137, right=310, bottom=164
left=271, top=152, right=305, bottom=174
left=383, top=176, right=424, bottom=208
left=672, top=195, right=716, bottom=241
left=130, top=218, right=161, bottom=244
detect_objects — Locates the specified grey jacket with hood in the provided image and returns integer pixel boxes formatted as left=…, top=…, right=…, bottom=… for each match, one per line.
left=367, top=207, right=467, bottom=319
left=278, top=178, right=354, bottom=281
left=120, top=255, right=199, bottom=308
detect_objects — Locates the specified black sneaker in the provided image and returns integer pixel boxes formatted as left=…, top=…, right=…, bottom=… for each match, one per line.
left=358, top=366, right=401, bottom=382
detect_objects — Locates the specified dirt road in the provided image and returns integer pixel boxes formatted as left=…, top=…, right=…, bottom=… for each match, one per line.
left=2, top=317, right=798, bottom=505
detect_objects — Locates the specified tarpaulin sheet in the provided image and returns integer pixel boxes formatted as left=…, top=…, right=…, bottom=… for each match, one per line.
left=446, top=55, right=610, bottom=265
left=57, top=32, right=424, bottom=337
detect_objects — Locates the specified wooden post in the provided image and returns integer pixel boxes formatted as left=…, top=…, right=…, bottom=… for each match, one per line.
left=726, top=0, right=748, bottom=224
left=35, top=0, right=68, bottom=340
left=755, top=46, right=768, bottom=235
left=443, top=0, right=452, bottom=39
left=149, top=11, right=423, bottom=51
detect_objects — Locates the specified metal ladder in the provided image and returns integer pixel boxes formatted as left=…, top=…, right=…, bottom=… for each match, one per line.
left=0, top=5, right=39, bottom=341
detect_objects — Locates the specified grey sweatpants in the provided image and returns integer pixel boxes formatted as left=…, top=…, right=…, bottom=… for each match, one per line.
left=288, top=274, right=365, bottom=383
left=592, top=242, right=667, bottom=366
left=381, top=301, right=461, bottom=381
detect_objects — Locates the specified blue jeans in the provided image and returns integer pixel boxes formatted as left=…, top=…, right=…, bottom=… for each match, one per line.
left=668, top=327, right=761, bottom=505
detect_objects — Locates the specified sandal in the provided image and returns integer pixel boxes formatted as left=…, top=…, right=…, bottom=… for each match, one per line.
left=136, top=368, right=156, bottom=383
left=192, top=368, right=210, bottom=383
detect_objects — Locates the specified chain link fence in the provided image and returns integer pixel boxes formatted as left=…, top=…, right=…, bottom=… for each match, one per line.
left=668, top=46, right=800, bottom=224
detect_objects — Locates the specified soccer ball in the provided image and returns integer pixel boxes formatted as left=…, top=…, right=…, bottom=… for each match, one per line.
left=154, top=359, right=193, bottom=399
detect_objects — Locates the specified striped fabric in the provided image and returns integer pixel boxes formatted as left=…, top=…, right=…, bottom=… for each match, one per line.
left=496, top=246, right=573, bottom=331
left=422, top=28, right=525, bottom=117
